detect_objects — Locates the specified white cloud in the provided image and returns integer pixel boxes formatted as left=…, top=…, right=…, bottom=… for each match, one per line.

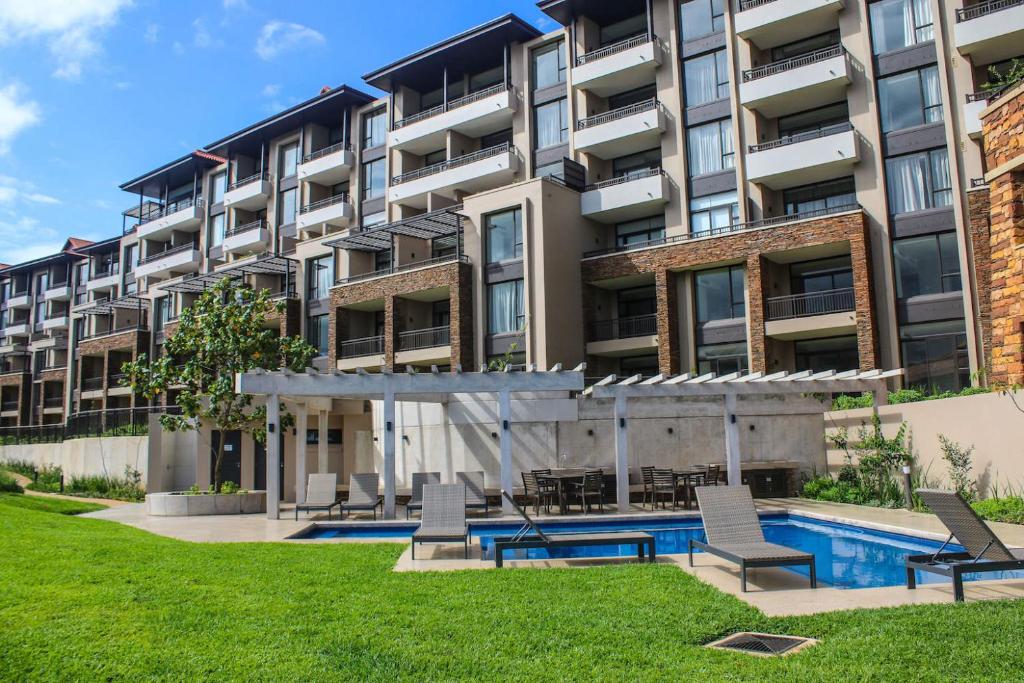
left=0, top=175, right=61, bottom=205
left=192, top=17, right=219, bottom=49
left=0, top=0, right=133, bottom=80
left=113, top=81, right=132, bottom=90
left=223, top=0, right=248, bottom=8
left=254, top=21, right=324, bottom=61
left=0, top=216, right=61, bottom=263
left=144, top=23, right=160, bottom=43
left=172, top=41, right=185, bottom=56
left=0, top=84, right=40, bottom=155
left=261, top=83, right=280, bottom=97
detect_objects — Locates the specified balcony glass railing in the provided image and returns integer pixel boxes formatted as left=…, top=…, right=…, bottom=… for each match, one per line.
left=766, top=287, right=856, bottom=321
left=224, top=218, right=265, bottom=238
left=137, top=197, right=203, bottom=225
left=339, top=335, right=384, bottom=359
left=398, top=326, right=451, bottom=352
left=584, top=167, right=662, bottom=192
left=80, top=376, right=104, bottom=391
left=742, top=45, right=845, bottom=82
left=391, top=143, right=513, bottom=186
left=589, top=314, right=657, bottom=342
left=80, top=323, right=148, bottom=342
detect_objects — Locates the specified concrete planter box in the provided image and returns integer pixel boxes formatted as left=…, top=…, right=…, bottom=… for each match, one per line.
left=146, top=491, right=267, bottom=516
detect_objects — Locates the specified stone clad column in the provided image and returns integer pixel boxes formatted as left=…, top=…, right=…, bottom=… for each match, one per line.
left=848, top=213, right=880, bottom=370
left=745, top=254, right=767, bottom=374
left=655, top=269, right=680, bottom=376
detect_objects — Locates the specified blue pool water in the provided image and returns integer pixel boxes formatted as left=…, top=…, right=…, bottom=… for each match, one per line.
left=298, top=514, right=1024, bottom=590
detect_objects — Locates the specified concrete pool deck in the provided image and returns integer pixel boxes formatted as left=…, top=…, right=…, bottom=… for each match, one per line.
left=83, top=498, right=1024, bottom=615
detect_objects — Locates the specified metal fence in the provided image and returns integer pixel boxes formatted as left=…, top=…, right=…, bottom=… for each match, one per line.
left=766, top=287, right=856, bottom=321
left=589, top=314, right=657, bottom=342
left=957, top=0, right=1023, bottom=22
left=391, top=143, right=513, bottom=186
left=578, top=98, right=659, bottom=130
left=0, top=406, right=180, bottom=445
left=398, top=326, right=450, bottom=351
left=339, top=335, right=384, bottom=359
left=575, top=34, right=649, bottom=66
left=742, top=44, right=845, bottom=82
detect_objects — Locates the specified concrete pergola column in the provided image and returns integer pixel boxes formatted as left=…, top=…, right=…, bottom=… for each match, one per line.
left=499, top=389, right=513, bottom=514
left=266, top=394, right=280, bottom=520
left=723, top=392, right=740, bottom=488
left=317, top=409, right=328, bottom=473
left=382, top=388, right=396, bottom=519
left=294, top=403, right=307, bottom=504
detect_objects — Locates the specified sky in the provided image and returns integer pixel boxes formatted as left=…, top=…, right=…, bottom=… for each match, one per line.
left=0, top=0, right=558, bottom=265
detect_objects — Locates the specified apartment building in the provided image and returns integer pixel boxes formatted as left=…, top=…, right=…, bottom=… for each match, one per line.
left=0, top=0, right=1021, bottom=489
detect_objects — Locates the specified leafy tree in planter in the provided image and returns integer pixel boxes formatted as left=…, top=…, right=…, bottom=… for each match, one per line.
left=121, top=277, right=316, bottom=492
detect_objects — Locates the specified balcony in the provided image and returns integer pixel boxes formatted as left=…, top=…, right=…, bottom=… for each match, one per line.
left=296, top=194, right=354, bottom=236
left=581, top=168, right=669, bottom=223
left=765, top=287, right=856, bottom=339
left=80, top=376, right=104, bottom=392
left=135, top=243, right=201, bottom=280
left=6, top=292, right=31, bottom=309
left=335, top=254, right=468, bottom=287
left=745, top=122, right=858, bottom=190
left=395, top=326, right=451, bottom=365
left=223, top=172, right=271, bottom=211
left=574, top=99, right=666, bottom=160
left=389, top=84, right=517, bottom=155
left=585, top=314, right=658, bottom=356
left=739, top=45, right=849, bottom=118
left=2, top=322, right=31, bottom=337
left=964, top=93, right=988, bottom=139
left=337, top=335, right=385, bottom=371
left=573, top=36, right=661, bottom=97
left=80, top=324, right=147, bottom=343
left=954, top=0, right=1024, bottom=65
left=735, top=0, right=845, bottom=49
left=298, top=143, right=354, bottom=186
left=388, top=144, right=519, bottom=209
left=222, top=219, right=270, bottom=255
left=86, top=266, right=120, bottom=292
left=136, top=198, right=204, bottom=241
left=42, top=283, right=71, bottom=301
left=41, top=316, right=69, bottom=332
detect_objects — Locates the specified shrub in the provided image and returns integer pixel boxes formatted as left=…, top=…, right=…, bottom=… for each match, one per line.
left=800, top=476, right=865, bottom=505
left=0, top=471, right=23, bottom=493
left=888, top=388, right=926, bottom=404
left=25, top=464, right=62, bottom=493
left=831, top=393, right=874, bottom=411
left=65, top=466, right=145, bottom=502
left=972, top=497, right=1024, bottom=525
left=938, top=434, right=976, bottom=502
left=1, top=458, right=37, bottom=478
left=219, top=480, right=240, bottom=494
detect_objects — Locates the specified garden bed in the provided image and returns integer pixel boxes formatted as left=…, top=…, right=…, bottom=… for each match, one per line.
left=146, top=490, right=266, bottom=516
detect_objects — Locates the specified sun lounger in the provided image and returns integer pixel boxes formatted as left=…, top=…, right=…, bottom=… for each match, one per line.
left=457, top=471, right=489, bottom=515
left=405, top=471, right=441, bottom=519
left=294, top=473, right=341, bottom=520
left=411, top=484, right=470, bottom=559
left=340, top=473, right=383, bottom=520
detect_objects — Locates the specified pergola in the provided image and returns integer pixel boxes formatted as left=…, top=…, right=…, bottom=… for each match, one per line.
left=586, top=368, right=903, bottom=512
left=236, top=364, right=586, bottom=519
left=160, top=254, right=297, bottom=295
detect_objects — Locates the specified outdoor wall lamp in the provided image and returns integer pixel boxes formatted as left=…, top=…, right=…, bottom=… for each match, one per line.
left=502, top=419, right=509, bottom=431
left=667, top=427, right=674, bottom=435
left=587, top=429, right=594, bottom=436
left=729, top=415, right=736, bottom=424
left=402, top=434, right=410, bottom=443
left=619, top=417, right=626, bottom=428
left=386, top=421, right=393, bottom=432
left=268, top=423, right=275, bottom=433
left=490, top=432, right=498, bottom=439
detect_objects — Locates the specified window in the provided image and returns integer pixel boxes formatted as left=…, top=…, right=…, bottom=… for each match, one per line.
left=488, top=280, right=525, bottom=335
left=620, top=354, right=660, bottom=378
left=770, top=31, right=840, bottom=63
left=617, top=286, right=657, bottom=318
left=612, top=148, right=661, bottom=178
left=878, top=66, right=942, bottom=133
left=885, top=148, right=951, bottom=214
left=616, top=215, right=665, bottom=248
left=893, top=232, right=961, bottom=298
left=362, top=159, right=386, bottom=200
left=534, top=98, right=568, bottom=150
left=783, top=177, right=857, bottom=215
left=278, top=188, right=297, bottom=226
left=374, top=250, right=392, bottom=272
left=307, top=255, right=334, bottom=300
left=486, top=208, right=523, bottom=264
left=211, top=171, right=227, bottom=204
left=795, top=336, right=859, bottom=373
left=307, top=315, right=329, bottom=356
left=680, top=0, right=725, bottom=42
left=900, top=319, right=969, bottom=392
left=684, top=50, right=729, bottom=107
left=154, top=297, right=170, bottom=332
left=690, top=191, right=739, bottom=234
left=778, top=102, right=849, bottom=138
left=600, top=13, right=646, bottom=46
left=37, top=272, right=48, bottom=293
left=123, top=244, right=136, bottom=273
left=75, top=263, right=88, bottom=287
left=469, top=65, right=503, bottom=93
left=696, top=342, right=748, bottom=375
left=870, top=0, right=933, bottom=55
left=790, top=257, right=854, bottom=294
left=209, top=213, right=225, bottom=248
left=424, top=149, right=446, bottom=166
left=35, top=300, right=46, bottom=324
left=432, top=235, right=457, bottom=259
left=687, top=119, right=734, bottom=176
left=533, top=41, right=566, bottom=90
left=362, top=210, right=386, bottom=227
left=695, top=265, right=745, bottom=323
left=363, top=108, right=387, bottom=149
left=432, top=301, right=451, bottom=328
left=280, top=142, right=299, bottom=178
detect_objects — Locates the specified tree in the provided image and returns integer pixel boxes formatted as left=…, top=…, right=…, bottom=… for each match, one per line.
left=122, top=277, right=316, bottom=492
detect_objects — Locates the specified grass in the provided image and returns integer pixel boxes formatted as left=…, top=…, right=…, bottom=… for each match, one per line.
left=0, top=493, right=105, bottom=515
left=1, top=499, right=1023, bottom=681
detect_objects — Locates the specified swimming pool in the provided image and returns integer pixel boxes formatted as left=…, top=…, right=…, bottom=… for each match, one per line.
left=297, top=513, right=1024, bottom=590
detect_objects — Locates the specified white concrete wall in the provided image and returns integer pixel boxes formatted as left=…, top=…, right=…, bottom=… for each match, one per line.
left=1, top=436, right=149, bottom=483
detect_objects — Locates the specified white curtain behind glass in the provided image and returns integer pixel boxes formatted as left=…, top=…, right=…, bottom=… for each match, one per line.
left=922, top=67, right=941, bottom=123
left=886, top=154, right=928, bottom=214
left=688, top=122, right=720, bottom=176
left=488, top=280, right=523, bottom=334
left=684, top=54, right=716, bottom=107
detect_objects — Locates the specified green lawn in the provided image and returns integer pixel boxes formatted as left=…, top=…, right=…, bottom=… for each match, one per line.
left=1, top=496, right=1022, bottom=681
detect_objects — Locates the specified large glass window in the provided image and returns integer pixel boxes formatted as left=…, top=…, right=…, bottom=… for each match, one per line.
left=790, top=257, right=854, bottom=294
left=209, top=213, right=225, bottom=248
left=534, top=98, right=568, bottom=150
left=307, top=255, right=334, bottom=300
left=154, top=297, right=170, bottom=332
left=363, top=108, right=387, bottom=149
left=795, top=336, right=859, bottom=373
left=885, top=148, right=951, bottom=214
left=278, top=188, right=297, bottom=226
left=533, top=41, right=566, bottom=90
left=487, top=280, right=525, bottom=335
left=616, top=215, right=665, bottom=248
left=620, top=354, right=660, bottom=378
left=617, top=286, right=657, bottom=318
left=612, top=148, right=661, bottom=178
left=362, top=159, right=386, bottom=200
left=770, top=31, right=840, bottom=62
left=893, top=232, right=961, bottom=298
left=695, top=265, right=745, bottom=323
left=878, top=66, right=942, bottom=133
left=684, top=49, right=729, bottom=107
left=778, top=102, right=849, bottom=138
left=486, top=208, right=523, bottom=264
left=280, top=142, right=299, bottom=178
left=600, top=13, right=646, bottom=46
left=697, top=342, right=748, bottom=375
left=783, top=177, right=857, bottom=215
left=869, top=0, right=934, bottom=55
left=680, top=0, right=725, bottom=42
left=900, top=319, right=969, bottom=392
left=690, top=191, right=739, bottom=234
left=687, top=119, right=734, bottom=177
left=211, top=171, right=227, bottom=204
left=307, top=315, right=329, bottom=356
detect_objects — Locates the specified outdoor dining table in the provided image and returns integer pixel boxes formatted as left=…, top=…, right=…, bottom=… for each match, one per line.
left=672, top=469, right=708, bottom=510
left=536, top=471, right=585, bottom=515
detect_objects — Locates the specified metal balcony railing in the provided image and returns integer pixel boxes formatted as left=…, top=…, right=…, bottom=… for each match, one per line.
left=577, top=98, right=660, bottom=130
left=748, top=121, right=854, bottom=153
left=398, top=326, right=451, bottom=352
left=739, top=0, right=779, bottom=9
left=391, top=143, right=513, bottom=186
left=392, top=83, right=509, bottom=130
left=224, top=218, right=265, bottom=238
left=1, top=400, right=19, bottom=410
left=957, top=0, right=1023, bottom=22
left=107, top=373, right=129, bottom=389
left=965, top=79, right=1021, bottom=104
left=339, top=335, right=384, bottom=359
left=302, top=142, right=352, bottom=164
left=584, top=167, right=662, bottom=192
left=589, top=314, right=657, bottom=342
left=227, top=171, right=269, bottom=193
left=91, top=263, right=120, bottom=279
left=81, top=376, right=104, bottom=391
left=575, top=34, right=650, bottom=67
left=334, top=254, right=468, bottom=286
left=299, top=193, right=351, bottom=215
left=43, top=396, right=63, bottom=408
left=80, top=323, right=148, bottom=342
left=138, top=242, right=197, bottom=266
left=766, top=287, right=855, bottom=321
left=137, top=197, right=203, bottom=225
left=742, top=45, right=845, bottom=82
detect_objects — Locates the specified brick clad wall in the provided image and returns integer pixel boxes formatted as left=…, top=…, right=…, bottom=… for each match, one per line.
left=982, top=84, right=1024, bottom=172
left=746, top=254, right=768, bottom=373
left=967, top=188, right=993, bottom=372
left=74, top=329, right=150, bottom=410
left=655, top=269, right=680, bottom=374
left=0, top=372, right=31, bottom=425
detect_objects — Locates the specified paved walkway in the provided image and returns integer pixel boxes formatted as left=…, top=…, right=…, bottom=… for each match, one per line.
left=7, top=472, right=128, bottom=507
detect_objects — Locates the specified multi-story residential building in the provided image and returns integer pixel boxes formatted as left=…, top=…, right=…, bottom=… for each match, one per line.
left=1, top=0, right=1022, bottom=490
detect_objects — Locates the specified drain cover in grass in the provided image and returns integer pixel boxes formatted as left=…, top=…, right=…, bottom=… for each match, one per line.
left=706, top=632, right=816, bottom=657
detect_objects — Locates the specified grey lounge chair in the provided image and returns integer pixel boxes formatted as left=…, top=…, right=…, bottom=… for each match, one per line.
left=294, top=473, right=341, bottom=520
left=689, top=486, right=816, bottom=591
left=457, top=471, right=489, bottom=515
left=906, top=489, right=1024, bottom=602
left=405, top=471, right=441, bottom=519
left=411, top=484, right=470, bottom=559
left=492, top=491, right=655, bottom=568
left=340, top=473, right=383, bottom=520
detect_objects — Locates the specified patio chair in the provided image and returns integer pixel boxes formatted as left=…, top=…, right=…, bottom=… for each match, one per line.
left=294, top=473, right=341, bottom=520
left=457, top=471, right=489, bottom=515
left=906, top=489, right=1024, bottom=602
left=689, top=486, right=816, bottom=592
left=568, top=468, right=605, bottom=514
left=651, top=468, right=680, bottom=510
left=641, top=466, right=656, bottom=509
left=340, top=473, right=383, bottom=520
left=705, top=464, right=721, bottom=486
left=405, top=471, right=441, bottom=519
left=411, top=484, right=469, bottom=560
left=491, top=491, right=655, bottom=568
left=521, top=471, right=556, bottom=515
